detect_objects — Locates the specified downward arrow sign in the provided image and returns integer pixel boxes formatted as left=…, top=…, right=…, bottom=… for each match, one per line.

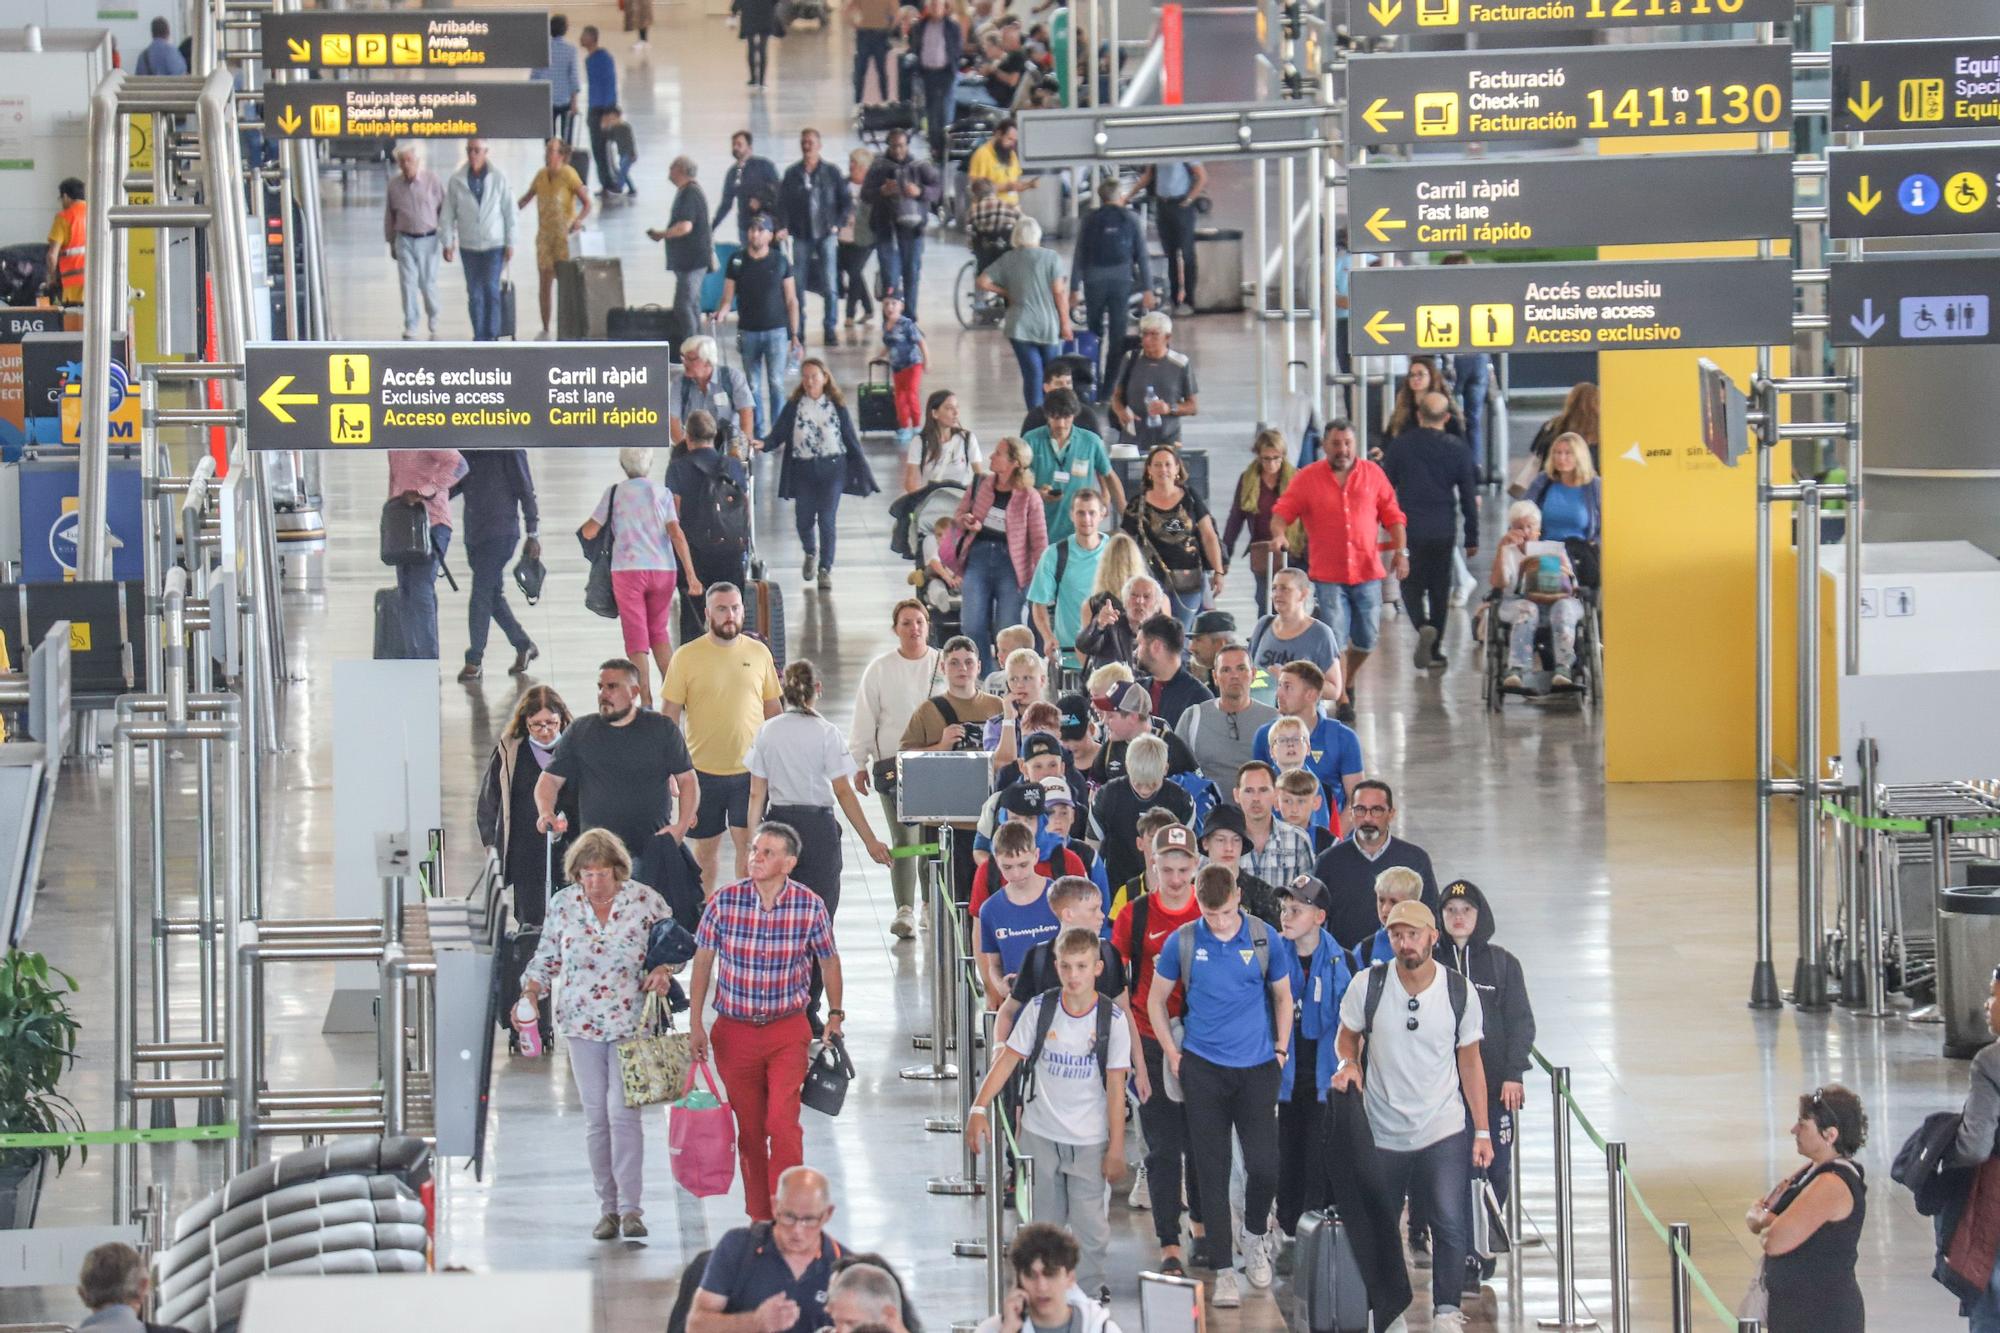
left=1849, top=298, right=1884, bottom=340
left=1846, top=175, right=1880, bottom=216
left=1367, top=0, right=1402, bottom=24
left=1846, top=80, right=1883, bottom=124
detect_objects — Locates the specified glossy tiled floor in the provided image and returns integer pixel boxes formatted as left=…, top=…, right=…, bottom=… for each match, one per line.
left=4, top=5, right=1978, bottom=1331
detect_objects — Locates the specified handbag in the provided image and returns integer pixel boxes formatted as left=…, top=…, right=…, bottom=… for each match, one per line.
left=616, top=993, right=694, bottom=1108
left=668, top=1062, right=738, bottom=1198
left=1737, top=1258, right=1769, bottom=1323
left=380, top=496, right=432, bottom=566
left=800, top=1036, right=856, bottom=1116
left=580, top=483, right=619, bottom=619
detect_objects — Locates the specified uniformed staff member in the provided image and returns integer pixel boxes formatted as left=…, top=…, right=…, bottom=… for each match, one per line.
left=46, top=179, right=86, bottom=307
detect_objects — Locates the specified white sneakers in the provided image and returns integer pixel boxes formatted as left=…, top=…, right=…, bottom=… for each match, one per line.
left=1432, top=1310, right=1468, bottom=1332
left=1242, top=1231, right=1274, bottom=1289
left=1209, top=1270, right=1242, bottom=1309
left=890, top=905, right=916, bottom=939
left=1127, top=1164, right=1150, bottom=1210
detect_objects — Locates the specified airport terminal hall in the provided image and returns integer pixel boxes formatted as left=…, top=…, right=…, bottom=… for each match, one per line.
left=6, top=0, right=2000, bottom=1330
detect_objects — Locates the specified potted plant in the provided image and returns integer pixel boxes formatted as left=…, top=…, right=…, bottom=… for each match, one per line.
left=0, top=950, right=84, bottom=1228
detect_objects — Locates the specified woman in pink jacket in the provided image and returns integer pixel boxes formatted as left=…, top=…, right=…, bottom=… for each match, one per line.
left=943, top=435, right=1047, bottom=674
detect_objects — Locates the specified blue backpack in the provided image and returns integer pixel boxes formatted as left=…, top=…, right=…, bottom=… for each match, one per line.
left=1169, top=770, right=1222, bottom=831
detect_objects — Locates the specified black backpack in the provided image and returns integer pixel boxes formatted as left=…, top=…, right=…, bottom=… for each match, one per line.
left=1359, top=960, right=1469, bottom=1055
left=1020, top=987, right=1115, bottom=1103
left=684, top=456, right=751, bottom=556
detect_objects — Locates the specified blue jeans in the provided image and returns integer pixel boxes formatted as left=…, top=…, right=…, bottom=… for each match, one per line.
left=1456, top=353, right=1492, bottom=467
left=461, top=247, right=505, bottom=341
left=1009, top=339, right=1062, bottom=410
left=877, top=227, right=925, bottom=312
left=960, top=537, right=1025, bottom=675
left=920, top=68, right=956, bottom=162
left=1312, top=578, right=1383, bottom=653
left=1377, top=1129, right=1473, bottom=1317
left=791, top=455, right=845, bottom=569
left=396, top=524, right=450, bottom=659
left=792, top=234, right=840, bottom=339
left=1970, top=1246, right=2000, bottom=1331
left=738, top=327, right=789, bottom=437
left=1163, top=580, right=1202, bottom=630
left=854, top=28, right=892, bottom=102
left=464, top=534, right=530, bottom=665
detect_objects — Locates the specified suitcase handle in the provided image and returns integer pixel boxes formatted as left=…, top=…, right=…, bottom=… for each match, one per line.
left=868, top=357, right=891, bottom=386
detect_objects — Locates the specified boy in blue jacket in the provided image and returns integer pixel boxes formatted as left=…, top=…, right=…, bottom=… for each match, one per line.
left=1274, top=874, right=1356, bottom=1241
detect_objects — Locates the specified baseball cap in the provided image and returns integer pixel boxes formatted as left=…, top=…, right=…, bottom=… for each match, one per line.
left=1021, top=732, right=1063, bottom=763
left=1279, top=875, right=1330, bottom=913
left=1384, top=900, right=1436, bottom=932
left=998, top=782, right=1046, bottom=818
left=1057, top=693, right=1092, bottom=740
left=1093, top=679, right=1152, bottom=717
left=1442, top=879, right=1480, bottom=904
left=1038, top=775, right=1074, bottom=807
left=746, top=211, right=775, bottom=232
left=1200, top=804, right=1248, bottom=846
left=1151, top=824, right=1197, bottom=859
left=1192, top=610, right=1237, bottom=637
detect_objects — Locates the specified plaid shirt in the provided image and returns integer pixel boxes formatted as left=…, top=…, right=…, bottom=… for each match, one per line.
left=694, top=878, right=835, bottom=1022
left=967, top=197, right=1022, bottom=243
left=1243, top=819, right=1317, bottom=891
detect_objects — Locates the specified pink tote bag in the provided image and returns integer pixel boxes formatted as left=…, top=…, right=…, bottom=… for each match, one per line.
left=669, top=1061, right=738, bottom=1198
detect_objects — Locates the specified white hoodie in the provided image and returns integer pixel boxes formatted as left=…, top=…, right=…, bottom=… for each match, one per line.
left=974, top=1285, right=1124, bottom=1333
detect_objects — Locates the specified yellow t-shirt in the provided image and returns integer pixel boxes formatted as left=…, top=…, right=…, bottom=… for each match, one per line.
left=531, top=165, right=585, bottom=239
left=660, top=632, right=781, bottom=776
left=967, top=141, right=1024, bottom=205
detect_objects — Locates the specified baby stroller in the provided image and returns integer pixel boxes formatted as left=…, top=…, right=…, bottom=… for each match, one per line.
left=888, top=480, right=967, bottom=645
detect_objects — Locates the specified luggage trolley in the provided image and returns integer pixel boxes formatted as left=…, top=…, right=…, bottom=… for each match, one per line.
left=1868, top=782, right=2000, bottom=1010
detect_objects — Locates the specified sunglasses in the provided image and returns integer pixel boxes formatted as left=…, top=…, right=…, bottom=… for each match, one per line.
left=1405, top=995, right=1421, bottom=1031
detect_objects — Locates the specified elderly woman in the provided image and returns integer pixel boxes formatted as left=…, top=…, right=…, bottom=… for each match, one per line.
left=1075, top=567, right=1160, bottom=675
left=581, top=447, right=701, bottom=710
left=1523, top=430, right=1601, bottom=587
left=1746, top=1085, right=1867, bottom=1333
left=945, top=435, right=1048, bottom=672
left=1491, top=499, right=1585, bottom=692
left=519, top=828, right=679, bottom=1240
left=75, top=1243, right=173, bottom=1333
left=978, top=216, right=1074, bottom=410
left=672, top=334, right=758, bottom=453
left=1109, top=310, right=1199, bottom=450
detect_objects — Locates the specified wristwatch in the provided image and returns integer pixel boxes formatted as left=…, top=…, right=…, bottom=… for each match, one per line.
left=827, top=1008, right=847, bottom=1019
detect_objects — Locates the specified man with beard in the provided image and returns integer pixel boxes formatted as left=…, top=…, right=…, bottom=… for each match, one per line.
left=1332, top=901, right=1491, bottom=1333
left=536, top=658, right=699, bottom=855
left=662, top=583, right=783, bottom=890
left=1312, top=779, right=1439, bottom=950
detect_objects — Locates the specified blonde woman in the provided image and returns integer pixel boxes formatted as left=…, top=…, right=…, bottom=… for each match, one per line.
left=581, top=447, right=701, bottom=709
left=1522, top=430, right=1601, bottom=586
left=945, top=435, right=1048, bottom=673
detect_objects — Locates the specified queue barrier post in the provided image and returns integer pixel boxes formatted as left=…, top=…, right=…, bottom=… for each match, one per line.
left=1668, top=1223, right=1694, bottom=1333
left=1606, top=1141, right=1629, bottom=1333
left=931, top=970, right=985, bottom=1198
left=1536, top=1066, right=1598, bottom=1331
left=903, top=853, right=959, bottom=1085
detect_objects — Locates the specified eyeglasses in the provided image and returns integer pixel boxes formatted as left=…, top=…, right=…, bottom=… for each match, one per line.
left=1405, top=995, right=1421, bottom=1031
left=1351, top=804, right=1390, bottom=816
left=776, top=1210, right=829, bottom=1228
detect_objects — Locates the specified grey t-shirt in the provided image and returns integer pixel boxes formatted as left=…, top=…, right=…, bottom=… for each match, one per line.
left=1247, top=614, right=1340, bottom=676
left=665, top=182, right=713, bottom=273
left=988, top=245, right=1065, bottom=346
left=546, top=710, right=696, bottom=854
left=1116, top=349, right=1199, bottom=446
left=1175, top=698, right=1279, bottom=800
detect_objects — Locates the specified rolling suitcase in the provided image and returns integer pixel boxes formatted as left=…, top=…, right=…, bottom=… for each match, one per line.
left=372, top=588, right=411, bottom=660
left=568, top=146, right=592, bottom=188
left=747, top=576, right=786, bottom=669
left=856, top=358, right=898, bottom=434
left=499, top=278, right=517, bottom=340
left=556, top=256, right=626, bottom=340
left=1293, top=1210, right=1369, bottom=1333
left=606, top=303, right=689, bottom=345
left=700, top=242, right=740, bottom=314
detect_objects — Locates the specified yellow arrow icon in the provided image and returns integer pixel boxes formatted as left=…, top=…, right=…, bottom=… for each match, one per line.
left=1364, top=207, right=1407, bottom=245
left=1367, top=0, right=1402, bottom=24
left=285, top=37, right=310, bottom=62
left=258, top=375, right=320, bottom=424
left=1364, top=310, right=1406, bottom=346
left=1846, top=174, right=1881, bottom=216
left=1362, top=98, right=1405, bottom=136
left=275, top=106, right=302, bottom=135
left=1846, top=80, right=1882, bottom=123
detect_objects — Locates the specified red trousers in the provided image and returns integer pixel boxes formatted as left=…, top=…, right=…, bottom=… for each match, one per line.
left=711, top=1011, right=811, bottom=1221
left=892, top=364, right=923, bottom=429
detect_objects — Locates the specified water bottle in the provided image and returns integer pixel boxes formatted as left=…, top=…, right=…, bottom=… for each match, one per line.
left=511, top=995, right=545, bottom=1057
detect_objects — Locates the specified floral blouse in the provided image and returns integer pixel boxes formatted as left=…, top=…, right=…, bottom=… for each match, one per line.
left=520, top=881, right=673, bottom=1042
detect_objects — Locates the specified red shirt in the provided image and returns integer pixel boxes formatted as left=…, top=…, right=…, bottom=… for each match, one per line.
left=1271, top=458, right=1406, bottom=586
left=1111, top=889, right=1202, bottom=1041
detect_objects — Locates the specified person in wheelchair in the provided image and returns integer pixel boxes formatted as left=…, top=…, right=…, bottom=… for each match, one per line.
left=965, top=178, right=1020, bottom=272
left=1492, top=499, right=1585, bottom=693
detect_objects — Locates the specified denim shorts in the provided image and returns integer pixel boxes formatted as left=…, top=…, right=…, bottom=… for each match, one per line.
left=1313, top=578, right=1384, bottom=653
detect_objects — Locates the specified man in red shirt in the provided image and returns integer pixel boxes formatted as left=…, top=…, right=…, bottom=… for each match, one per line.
left=1271, top=419, right=1408, bottom=724
left=1110, top=824, right=1206, bottom=1273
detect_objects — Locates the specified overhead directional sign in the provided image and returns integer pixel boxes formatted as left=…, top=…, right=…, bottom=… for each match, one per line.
left=1346, top=41, right=1790, bottom=146
left=262, top=83, right=550, bottom=141
left=259, top=11, right=550, bottom=70
left=1017, top=101, right=1329, bottom=166
left=1346, top=0, right=1793, bottom=38
left=1829, top=257, right=2000, bottom=349
left=1349, top=257, right=1794, bottom=355
left=1347, top=153, right=1793, bottom=253
left=245, top=342, right=673, bottom=451
left=1830, top=39, right=2000, bottom=133
left=1828, top=146, right=2000, bottom=240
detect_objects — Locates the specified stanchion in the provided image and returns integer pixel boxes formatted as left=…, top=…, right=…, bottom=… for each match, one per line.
left=1668, top=1223, right=1694, bottom=1333
left=953, top=1085, right=1011, bottom=1333
left=1737, top=1320, right=1764, bottom=1333
left=1605, top=1142, right=1629, bottom=1333
left=904, top=861, right=959, bottom=1083
left=931, top=987, right=987, bottom=1197
left=1511, top=1102, right=1541, bottom=1251
left=912, top=854, right=936, bottom=1053
left=1537, top=1067, right=1598, bottom=1330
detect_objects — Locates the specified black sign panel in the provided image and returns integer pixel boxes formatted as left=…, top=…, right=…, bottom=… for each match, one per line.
left=260, top=11, right=550, bottom=70
left=1347, top=153, right=1793, bottom=253
left=1346, top=0, right=1793, bottom=38
left=0, top=309, right=63, bottom=342
left=1827, top=145, right=2000, bottom=240
left=1349, top=258, right=1794, bottom=355
left=1829, top=257, right=2000, bottom=349
left=263, top=83, right=550, bottom=141
left=1830, top=39, right=2000, bottom=133
left=245, top=342, right=673, bottom=451
left=1347, top=41, right=1790, bottom=146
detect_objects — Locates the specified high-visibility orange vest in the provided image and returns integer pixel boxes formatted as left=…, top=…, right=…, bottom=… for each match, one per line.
left=55, top=201, right=87, bottom=287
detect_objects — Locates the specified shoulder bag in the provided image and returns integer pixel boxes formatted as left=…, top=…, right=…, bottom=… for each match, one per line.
left=800, top=1035, right=856, bottom=1116
left=1136, top=501, right=1205, bottom=595
left=580, top=483, right=620, bottom=619
left=617, top=992, right=694, bottom=1107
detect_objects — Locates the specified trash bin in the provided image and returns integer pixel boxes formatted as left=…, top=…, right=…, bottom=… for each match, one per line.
left=1939, top=885, right=2000, bottom=1057
left=1193, top=227, right=1243, bottom=313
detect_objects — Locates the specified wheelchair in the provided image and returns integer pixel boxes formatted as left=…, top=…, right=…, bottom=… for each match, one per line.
left=953, top=232, right=1012, bottom=330
left=1478, top=587, right=1603, bottom=713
